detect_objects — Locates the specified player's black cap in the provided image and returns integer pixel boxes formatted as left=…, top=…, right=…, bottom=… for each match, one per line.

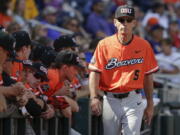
left=22, top=60, right=49, bottom=82
left=54, top=50, right=84, bottom=68
left=30, top=45, right=52, bottom=61
left=12, top=31, right=32, bottom=51
left=53, top=35, right=78, bottom=52
left=0, top=31, right=16, bottom=53
left=115, top=5, right=135, bottom=19
left=40, top=49, right=57, bottom=68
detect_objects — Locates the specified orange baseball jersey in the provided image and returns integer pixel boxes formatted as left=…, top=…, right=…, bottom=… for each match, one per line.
left=40, top=69, right=64, bottom=97
left=11, top=61, right=23, bottom=81
left=89, top=34, right=159, bottom=93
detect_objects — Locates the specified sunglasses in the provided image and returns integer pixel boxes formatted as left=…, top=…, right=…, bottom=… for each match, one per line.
left=117, top=18, right=134, bottom=23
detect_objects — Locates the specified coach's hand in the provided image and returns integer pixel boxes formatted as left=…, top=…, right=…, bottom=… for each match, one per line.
left=144, top=102, right=154, bottom=125
left=90, top=97, right=102, bottom=116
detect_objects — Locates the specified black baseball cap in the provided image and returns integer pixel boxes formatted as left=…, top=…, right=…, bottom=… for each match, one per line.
left=30, top=45, right=52, bottom=61
left=40, top=49, right=57, bottom=68
left=55, top=50, right=84, bottom=68
left=53, top=35, right=78, bottom=52
left=115, top=5, right=135, bottom=19
left=0, top=31, right=16, bottom=53
left=12, top=31, right=32, bottom=51
left=22, top=60, right=49, bottom=82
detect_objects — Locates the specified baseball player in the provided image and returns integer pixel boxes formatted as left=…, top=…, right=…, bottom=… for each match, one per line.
left=89, top=5, right=159, bottom=135
left=0, top=31, right=26, bottom=112
left=11, top=31, right=32, bottom=81
left=21, top=60, right=70, bottom=119
left=39, top=50, right=84, bottom=117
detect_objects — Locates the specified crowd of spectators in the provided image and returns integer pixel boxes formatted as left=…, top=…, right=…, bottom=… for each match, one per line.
left=1, top=0, right=180, bottom=134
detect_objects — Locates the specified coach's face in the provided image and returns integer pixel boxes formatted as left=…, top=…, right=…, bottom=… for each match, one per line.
left=114, top=16, right=136, bottom=38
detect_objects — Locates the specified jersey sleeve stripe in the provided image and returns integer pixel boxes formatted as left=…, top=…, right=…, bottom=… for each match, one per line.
left=145, top=66, right=159, bottom=74
left=88, top=64, right=102, bottom=73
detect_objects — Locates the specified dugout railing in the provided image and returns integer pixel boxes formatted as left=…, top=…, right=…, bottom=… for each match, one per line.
left=0, top=108, right=70, bottom=135
left=152, top=73, right=180, bottom=135
left=1, top=84, right=177, bottom=135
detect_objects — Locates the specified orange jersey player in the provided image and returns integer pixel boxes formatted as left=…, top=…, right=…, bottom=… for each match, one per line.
left=41, top=68, right=64, bottom=97
left=89, top=35, right=159, bottom=93
left=0, top=31, right=27, bottom=112
left=16, top=61, right=50, bottom=117
left=39, top=50, right=84, bottom=117
left=11, top=31, right=32, bottom=81
left=22, top=61, right=71, bottom=118
left=11, top=61, right=23, bottom=81
left=41, top=68, right=81, bottom=99
left=89, top=5, right=159, bottom=135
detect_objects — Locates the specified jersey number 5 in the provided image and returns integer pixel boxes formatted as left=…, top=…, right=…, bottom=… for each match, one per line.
left=133, top=70, right=140, bottom=80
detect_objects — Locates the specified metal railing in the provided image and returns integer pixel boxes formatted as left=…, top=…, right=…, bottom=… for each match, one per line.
left=0, top=107, right=70, bottom=135
left=152, top=72, right=180, bottom=135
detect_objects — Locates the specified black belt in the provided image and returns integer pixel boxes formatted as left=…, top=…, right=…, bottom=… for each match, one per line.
left=104, top=89, right=142, bottom=99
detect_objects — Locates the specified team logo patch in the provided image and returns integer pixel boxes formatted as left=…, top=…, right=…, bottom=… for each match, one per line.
left=105, top=58, right=144, bottom=70
left=40, top=66, right=47, bottom=74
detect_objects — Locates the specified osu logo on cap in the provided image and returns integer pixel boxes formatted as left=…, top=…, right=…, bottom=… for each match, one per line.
left=40, top=66, right=48, bottom=74
left=120, top=8, right=132, bottom=14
